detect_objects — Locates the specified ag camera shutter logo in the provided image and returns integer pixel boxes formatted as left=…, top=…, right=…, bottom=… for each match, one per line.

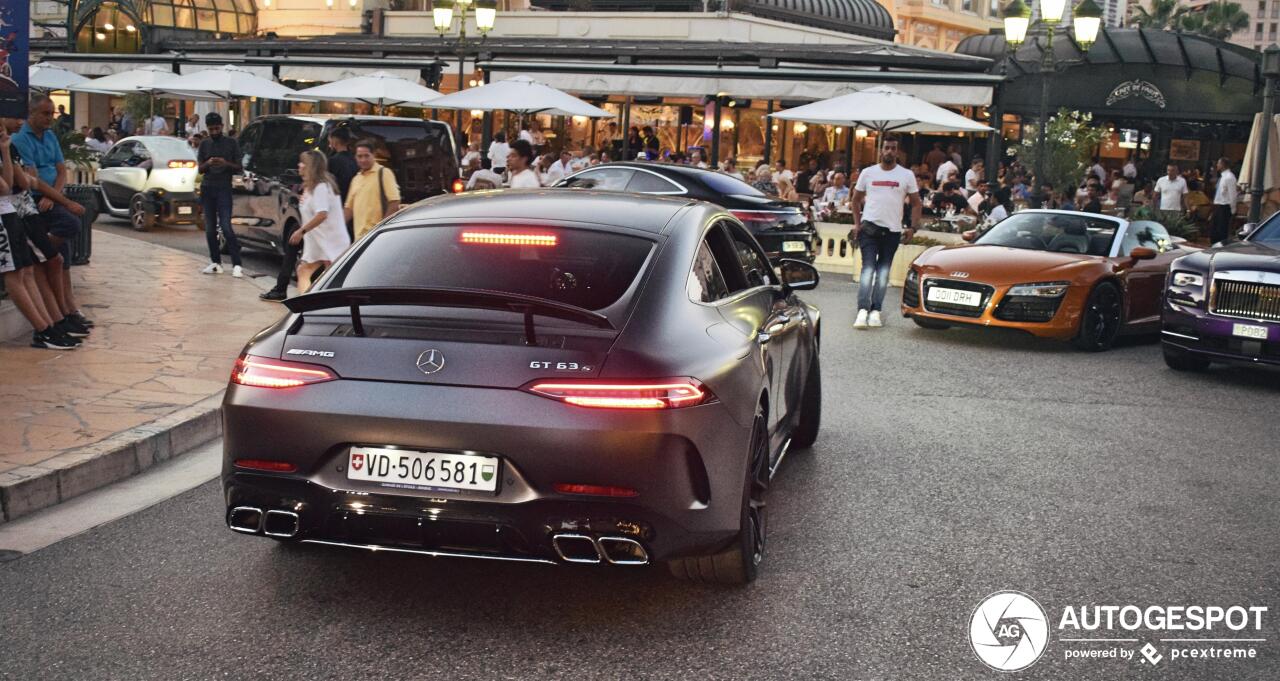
left=969, top=591, right=1050, bottom=672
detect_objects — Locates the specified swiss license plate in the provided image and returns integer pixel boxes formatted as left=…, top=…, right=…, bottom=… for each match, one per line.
left=782, top=240, right=807, bottom=253
left=347, top=446, right=500, bottom=493
left=927, top=286, right=982, bottom=307
left=177, top=206, right=193, bottom=215
left=1232, top=323, right=1269, bottom=340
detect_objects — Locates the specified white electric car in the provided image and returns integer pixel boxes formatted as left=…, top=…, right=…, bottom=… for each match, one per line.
left=96, top=136, right=202, bottom=231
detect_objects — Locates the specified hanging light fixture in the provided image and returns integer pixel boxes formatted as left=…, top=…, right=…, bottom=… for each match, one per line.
left=1072, top=0, right=1103, bottom=48
left=432, top=0, right=456, bottom=34
left=1002, top=0, right=1032, bottom=46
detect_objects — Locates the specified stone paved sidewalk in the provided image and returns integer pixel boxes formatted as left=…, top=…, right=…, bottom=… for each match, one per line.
left=0, top=231, right=285, bottom=521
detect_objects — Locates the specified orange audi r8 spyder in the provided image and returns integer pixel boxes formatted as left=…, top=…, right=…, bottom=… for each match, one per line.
left=901, top=210, right=1196, bottom=351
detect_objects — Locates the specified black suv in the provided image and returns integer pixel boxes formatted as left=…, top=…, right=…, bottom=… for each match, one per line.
left=229, top=115, right=460, bottom=254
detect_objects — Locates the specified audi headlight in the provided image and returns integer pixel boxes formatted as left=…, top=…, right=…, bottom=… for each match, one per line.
left=1007, top=281, right=1071, bottom=297
left=1172, top=271, right=1204, bottom=288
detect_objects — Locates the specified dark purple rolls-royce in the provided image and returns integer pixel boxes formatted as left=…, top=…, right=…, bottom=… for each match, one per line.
left=1161, top=216, right=1280, bottom=370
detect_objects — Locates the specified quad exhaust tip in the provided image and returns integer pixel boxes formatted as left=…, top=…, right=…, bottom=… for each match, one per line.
left=229, top=506, right=263, bottom=534
left=228, top=507, right=299, bottom=539
left=263, top=510, right=300, bottom=538
left=551, top=533, right=649, bottom=566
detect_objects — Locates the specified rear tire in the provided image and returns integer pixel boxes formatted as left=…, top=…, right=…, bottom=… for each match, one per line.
left=668, top=412, right=768, bottom=585
left=1163, top=343, right=1211, bottom=372
left=129, top=194, right=155, bottom=232
left=790, top=354, right=821, bottom=449
left=912, top=317, right=951, bottom=330
left=1072, top=282, right=1123, bottom=352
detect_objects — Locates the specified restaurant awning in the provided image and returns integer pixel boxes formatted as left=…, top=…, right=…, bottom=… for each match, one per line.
left=480, top=61, right=999, bottom=107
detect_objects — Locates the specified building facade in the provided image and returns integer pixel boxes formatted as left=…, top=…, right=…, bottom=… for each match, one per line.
left=881, top=0, right=1003, bottom=52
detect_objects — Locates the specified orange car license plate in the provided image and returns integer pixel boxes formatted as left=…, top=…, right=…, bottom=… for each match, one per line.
left=927, top=287, right=981, bottom=307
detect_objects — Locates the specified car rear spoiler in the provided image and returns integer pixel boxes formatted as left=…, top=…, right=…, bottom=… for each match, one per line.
left=283, top=286, right=613, bottom=345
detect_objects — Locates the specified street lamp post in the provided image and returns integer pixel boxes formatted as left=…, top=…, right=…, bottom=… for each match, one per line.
left=1003, top=0, right=1102, bottom=207
left=1248, top=45, right=1280, bottom=226
left=432, top=0, right=497, bottom=138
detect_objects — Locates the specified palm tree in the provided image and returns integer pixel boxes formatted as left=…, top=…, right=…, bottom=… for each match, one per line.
left=1202, top=1, right=1250, bottom=40
left=1130, top=0, right=1184, bottom=29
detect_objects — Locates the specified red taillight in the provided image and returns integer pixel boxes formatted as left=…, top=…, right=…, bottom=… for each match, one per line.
left=525, top=379, right=712, bottom=409
left=230, top=356, right=338, bottom=389
left=460, top=231, right=558, bottom=247
left=554, top=483, right=639, bottom=498
left=234, top=459, right=298, bottom=473
left=451, top=178, right=465, bottom=193
left=168, top=160, right=197, bottom=169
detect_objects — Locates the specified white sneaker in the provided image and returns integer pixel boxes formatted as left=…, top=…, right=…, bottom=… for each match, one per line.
left=201, top=263, right=223, bottom=275
left=853, top=309, right=870, bottom=329
left=232, top=265, right=243, bottom=278
left=868, top=311, right=883, bottom=328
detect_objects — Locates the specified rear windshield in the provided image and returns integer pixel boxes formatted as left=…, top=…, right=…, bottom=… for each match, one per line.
left=239, top=118, right=322, bottom=179
left=330, top=226, right=655, bottom=312
left=701, top=172, right=765, bottom=197
left=322, top=120, right=454, bottom=162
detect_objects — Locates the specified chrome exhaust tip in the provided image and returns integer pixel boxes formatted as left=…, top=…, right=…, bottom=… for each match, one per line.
left=263, top=510, right=301, bottom=538
left=228, top=506, right=264, bottom=534
left=598, top=536, right=650, bottom=566
left=551, top=533, right=602, bottom=564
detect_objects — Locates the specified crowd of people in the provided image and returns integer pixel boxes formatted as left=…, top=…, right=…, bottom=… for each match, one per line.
left=0, top=95, right=96, bottom=350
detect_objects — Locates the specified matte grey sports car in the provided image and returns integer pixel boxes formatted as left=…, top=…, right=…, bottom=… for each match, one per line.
left=222, top=189, right=823, bottom=584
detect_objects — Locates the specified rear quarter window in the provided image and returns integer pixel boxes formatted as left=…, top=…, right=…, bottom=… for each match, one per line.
left=331, top=225, right=655, bottom=312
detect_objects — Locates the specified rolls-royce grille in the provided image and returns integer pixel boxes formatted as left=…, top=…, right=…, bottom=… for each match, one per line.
left=1212, top=279, right=1280, bottom=322
left=922, top=279, right=994, bottom=318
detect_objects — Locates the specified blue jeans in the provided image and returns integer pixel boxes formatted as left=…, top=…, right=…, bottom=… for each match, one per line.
left=201, top=185, right=242, bottom=266
left=857, top=226, right=900, bottom=312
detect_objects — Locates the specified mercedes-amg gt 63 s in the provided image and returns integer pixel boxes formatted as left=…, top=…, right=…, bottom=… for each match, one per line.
left=222, top=190, right=823, bottom=584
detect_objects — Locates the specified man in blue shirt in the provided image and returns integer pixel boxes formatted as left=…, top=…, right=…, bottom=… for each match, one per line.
left=12, top=94, right=93, bottom=332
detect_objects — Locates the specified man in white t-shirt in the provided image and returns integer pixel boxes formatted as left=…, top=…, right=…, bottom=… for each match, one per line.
left=544, top=150, right=573, bottom=185
left=1210, top=157, right=1238, bottom=244
left=146, top=114, right=169, bottom=136
left=505, top=139, right=542, bottom=189
left=1090, top=156, right=1106, bottom=183
left=487, top=133, right=511, bottom=174
left=1122, top=155, right=1137, bottom=180
left=1153, top=164, right=1188, bottom=224
left=935, top=157, right=958, bottom=188
left=963, top=157, right=984, bottom=195
left=851, top=137, right=922, bottom=329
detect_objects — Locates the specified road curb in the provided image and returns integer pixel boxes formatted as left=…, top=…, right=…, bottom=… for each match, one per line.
left=0, top=394, right=224, bottom=523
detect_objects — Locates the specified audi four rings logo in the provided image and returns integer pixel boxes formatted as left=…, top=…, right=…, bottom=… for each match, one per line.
left=969, top=591, right=1049, bottom=672
left=416, top=349, right=446, bottom=375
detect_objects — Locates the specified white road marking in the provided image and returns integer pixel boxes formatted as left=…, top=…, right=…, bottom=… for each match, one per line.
left=0, top=439, right=221, bottom=556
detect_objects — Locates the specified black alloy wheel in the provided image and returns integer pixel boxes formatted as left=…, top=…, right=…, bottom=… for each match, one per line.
left=1072, top=282, right=1123, bottom=352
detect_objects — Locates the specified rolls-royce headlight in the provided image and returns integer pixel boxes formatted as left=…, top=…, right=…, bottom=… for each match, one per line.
left=1172, top=271, right=1204, bottom=288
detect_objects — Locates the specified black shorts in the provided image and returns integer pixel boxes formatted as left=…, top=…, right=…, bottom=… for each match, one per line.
left=22, top=212, right=59, bottom=262
left=1, top=212, right=35, bottom=273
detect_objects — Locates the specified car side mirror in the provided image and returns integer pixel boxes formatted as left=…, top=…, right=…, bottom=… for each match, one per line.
left=1128, top=246, right=1157, bottom=261
left=1238, top=223, right=1256, bottom=239
left=961, top=229, right=977, bottom=243
left=778, top=258, right=819, bottom=291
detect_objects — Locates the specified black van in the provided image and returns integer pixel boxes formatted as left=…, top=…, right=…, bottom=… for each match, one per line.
left=229, top=115, right=460, bottom=254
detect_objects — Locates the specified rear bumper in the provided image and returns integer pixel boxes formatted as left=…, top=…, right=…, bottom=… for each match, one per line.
left=221, top=379, right=750, bottom=564
left=1162, top=302, right=1280, bottom=365
left=157, top=192, right=200, bottom=226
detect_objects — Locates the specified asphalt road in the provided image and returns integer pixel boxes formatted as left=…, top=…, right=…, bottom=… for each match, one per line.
left=2, top=281, right=1278, bottom=680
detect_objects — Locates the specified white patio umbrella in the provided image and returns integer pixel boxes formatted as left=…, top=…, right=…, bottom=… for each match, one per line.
left=1239, top=112, right=1280, bottom=193
left=67, top=65, right=218, bottom=99
left=160, top=64, right=302, bottom=101
left=426, top=75, right=613, bottom=118
left=29, top=63, right=88, bottom=92
left=288, top=70, right=442, bottom=111
left=770, top=85, right=991, bottom=134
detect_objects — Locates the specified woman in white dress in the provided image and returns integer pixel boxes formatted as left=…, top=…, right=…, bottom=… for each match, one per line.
left=288, top=150, right=352, bottom=293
